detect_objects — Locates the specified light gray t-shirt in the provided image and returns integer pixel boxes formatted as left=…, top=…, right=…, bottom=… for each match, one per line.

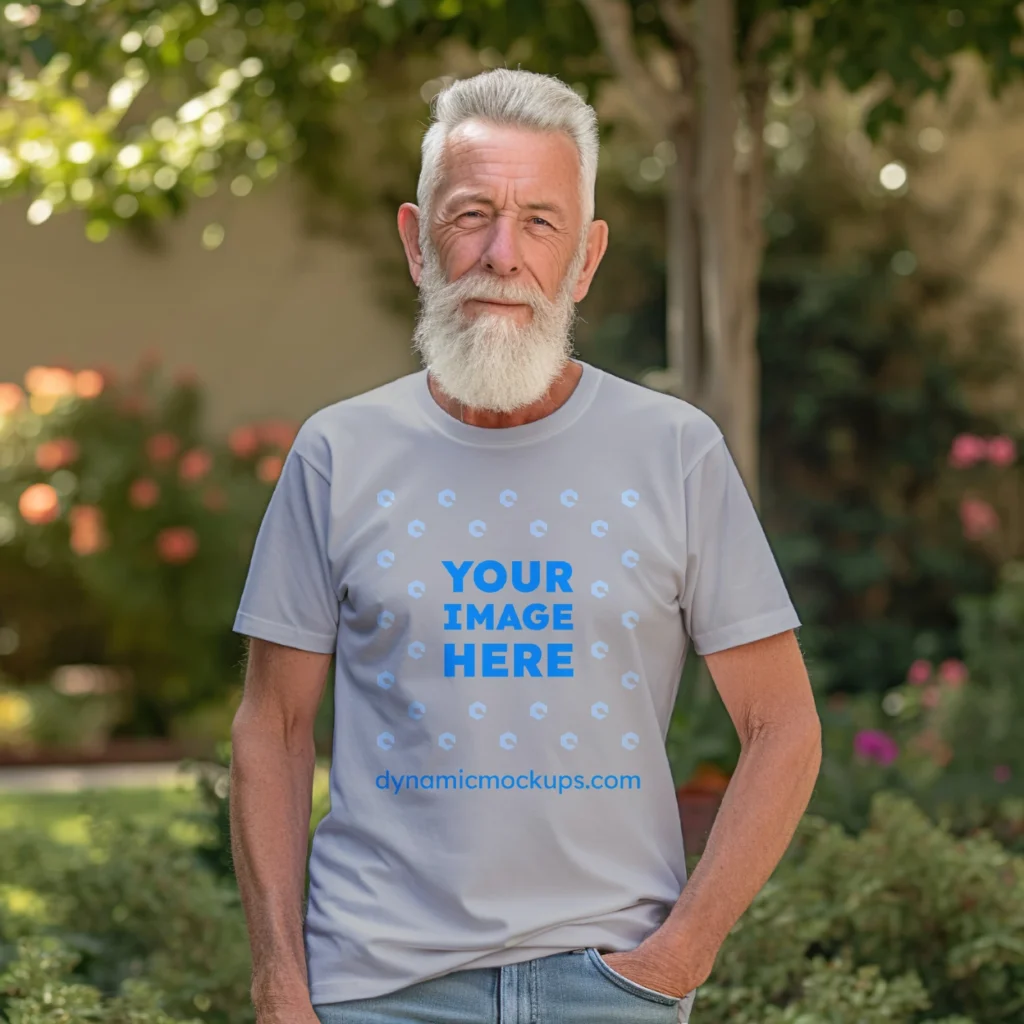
left=233, top=359, right=801, bottom=1005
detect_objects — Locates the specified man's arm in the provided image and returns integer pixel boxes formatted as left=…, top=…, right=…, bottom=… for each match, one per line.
left=605, top=628, right=821, bottom=996
left=229, top=637, right=333, bottom=1023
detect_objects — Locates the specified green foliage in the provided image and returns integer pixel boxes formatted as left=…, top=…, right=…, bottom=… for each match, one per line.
left=790, top=1, right=1024, bottom=140
left=590, top=153, right=1020, bottom=704
left=0, top=935, right=201, bottom=1024
left=1, top=786, right=1023, bottom=1022
left=0, top=681, right=120, bottom=753
left=0, top=360, right=294, bottom=738
left=957, top=559, right=1024, bottom=693
left=757, top=129, right=1023, bottom=697
left=0, top=810, right=253, bottom=1024
left=0, top=0, right=604, bottom=242
left=696, top=792, right=1024, bottom=1023
left=3, top=0, right=1023, bottom=242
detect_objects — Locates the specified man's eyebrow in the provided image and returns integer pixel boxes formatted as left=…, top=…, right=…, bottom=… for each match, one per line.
left=444, top=192, right=565, bottom=216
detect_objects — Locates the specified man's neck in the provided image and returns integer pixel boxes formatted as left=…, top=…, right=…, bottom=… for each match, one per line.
left=427, top=360, right=584, bottom=429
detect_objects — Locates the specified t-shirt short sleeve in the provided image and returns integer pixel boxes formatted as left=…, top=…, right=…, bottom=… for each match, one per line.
left=680, top=435, right=801, bottom=656
left=233, top=448, right=339, bottom=654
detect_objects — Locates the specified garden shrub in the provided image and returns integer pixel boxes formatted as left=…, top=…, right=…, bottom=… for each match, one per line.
left=0, top=359, right=297, bottom=741
left=0, top=935, right=200, bottom=1024
left=3, top=787, right=1022, bottom=1023
left=0, top=813, right=253, bottom=1024
left=696, top=792, right=1024, bottom=1023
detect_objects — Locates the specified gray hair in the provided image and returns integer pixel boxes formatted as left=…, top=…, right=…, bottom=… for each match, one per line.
left=416, top=69, right=599, bottom=245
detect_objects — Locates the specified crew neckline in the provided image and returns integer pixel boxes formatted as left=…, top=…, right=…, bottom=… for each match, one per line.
left=413, top=359, right=603, bottom=447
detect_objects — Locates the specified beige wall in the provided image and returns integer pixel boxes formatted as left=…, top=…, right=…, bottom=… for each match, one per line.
left=0, top=172, right=418, bottom=431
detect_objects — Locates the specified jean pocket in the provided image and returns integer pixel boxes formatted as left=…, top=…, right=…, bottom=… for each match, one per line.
left=584, top=947, right=681, bottom=1007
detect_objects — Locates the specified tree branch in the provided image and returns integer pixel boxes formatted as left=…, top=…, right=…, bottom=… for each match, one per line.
left=580, top=0, right=686, bottom=139
left=742, top=9, right=783, bottom=71
left=657, top=0, right=696, bottom=55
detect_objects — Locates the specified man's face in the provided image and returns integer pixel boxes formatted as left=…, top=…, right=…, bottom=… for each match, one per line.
left=410, top=121, right=594, bottom=413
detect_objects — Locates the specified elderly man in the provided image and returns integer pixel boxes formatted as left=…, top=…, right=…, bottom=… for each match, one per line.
left=230, top=68, right=820, bottom=1024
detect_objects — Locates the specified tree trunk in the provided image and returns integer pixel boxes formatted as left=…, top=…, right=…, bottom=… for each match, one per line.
left=696, top=0, right=762, bottom=505
left=665, top=118, right=704, bottom=406
left=731, top=73, right=771, bottom=510
left=695, top=0, right=741, bottom=460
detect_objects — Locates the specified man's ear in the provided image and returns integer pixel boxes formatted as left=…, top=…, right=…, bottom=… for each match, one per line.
left=397, top=203, right=424, bottom=286
left=571, top=219, right=610, bottom=304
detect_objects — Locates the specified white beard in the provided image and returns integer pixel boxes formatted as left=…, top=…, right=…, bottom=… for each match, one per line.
left=412, top=234, right=588, bottom=413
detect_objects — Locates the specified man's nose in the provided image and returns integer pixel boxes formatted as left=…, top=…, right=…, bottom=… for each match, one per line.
left=480, top=214, right=521, bottom=276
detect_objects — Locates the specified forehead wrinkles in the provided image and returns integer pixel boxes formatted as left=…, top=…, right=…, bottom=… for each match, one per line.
left=438, top=130, right=578, bottom=214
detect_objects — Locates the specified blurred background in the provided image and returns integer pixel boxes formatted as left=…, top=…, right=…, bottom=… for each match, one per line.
left=2, top=2, right=1024, bottom=1023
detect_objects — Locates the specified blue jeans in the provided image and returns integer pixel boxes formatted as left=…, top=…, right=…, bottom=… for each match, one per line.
left=312, top=948, right=697, bottom=1023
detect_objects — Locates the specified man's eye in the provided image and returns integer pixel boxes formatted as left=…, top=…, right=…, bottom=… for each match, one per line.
left=460, top=210, right=484, bottom=219
left=531, top=217, right=552, bottom=227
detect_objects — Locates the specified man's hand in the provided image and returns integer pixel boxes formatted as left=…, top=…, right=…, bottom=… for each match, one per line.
left=599, top=940, right=712, bottom=1000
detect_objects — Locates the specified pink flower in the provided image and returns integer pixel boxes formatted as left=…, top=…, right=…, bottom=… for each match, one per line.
left=987, top=435, right=1017, bottom=466
left=853, top=729, right=899, bottom=766
left=34, top=438, right=79, bottom=472
left=0, top=382, right=25, bottom=415
left=228, top=425, right=260, bottom=459
left=921, top=684, right=941, bottom=709
left=18, top=483, right=60, bottom=525
left=949, top=433, right=988, bottom=468
left=257, top=454, right=283, bottom=483
left=938, top=659, right=968, bottom=688
left=178, top=448, right=213, bottom=483
left=907, top=659, right=932, bottom=685
left=156, top=526, right=199, bottom=564
left=69, top=505, right=107, bottom=555
left=994, top=765, right=1012, bottom=784
left=959, top=497, right=999, bottom=540
left=146, top=432, right=180, bottom=464
left=129, top=478, right=160, bottom=509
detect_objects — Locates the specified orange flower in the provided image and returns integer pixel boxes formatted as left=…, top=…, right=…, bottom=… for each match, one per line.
left=69, top=505, right=108, bottom=555
left=228, top=425, right=260, bottom=458
left=129, top=478, right=160, bottom=509
left=24, top=366, right=75, bottom=397
left=18, top=483, right=60, bottom=524
left=34, top=438, right=79, bottom=472
left=179, top=448, right=213, bottom=483
left=257, top=454, right=283, bottom=483
left=74, top=369, right=105, bottom=399
left=156, top=526, right=199, bottom=564
left=257, top=419, right=300, bottom=451
left=0, top=382, right=24, bottom=415
left=146, top=432, right=180, bottom=463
